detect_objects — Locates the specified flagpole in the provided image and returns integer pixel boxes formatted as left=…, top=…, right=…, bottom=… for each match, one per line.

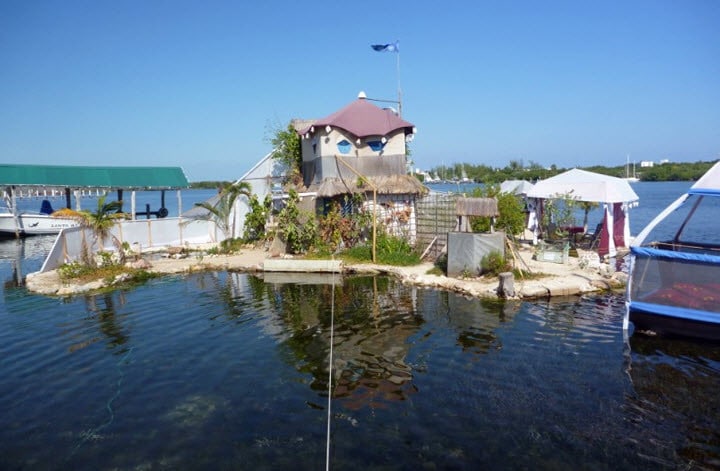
left=370, top=40, right=402, bottom=116
left=397, top=48, right=402, bottom=117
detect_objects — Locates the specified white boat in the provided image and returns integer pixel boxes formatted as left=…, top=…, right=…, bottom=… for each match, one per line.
left=622, top=155, right=640, bottom=182
left=0, top=211, right=79, bottom=236
left=625, top=161, right=720, bottom=340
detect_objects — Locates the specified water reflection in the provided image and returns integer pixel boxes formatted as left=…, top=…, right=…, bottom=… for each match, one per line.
left=627, top=336, right=720, bottom=468
left=259, top=275, right=421, bottom=409
left=254, top=275, right=528, bottom=413
left=0, top=235, right=56, bottom=287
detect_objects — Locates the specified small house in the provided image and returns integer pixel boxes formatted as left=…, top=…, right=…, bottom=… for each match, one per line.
left=295, top=92, right=427, bottom=241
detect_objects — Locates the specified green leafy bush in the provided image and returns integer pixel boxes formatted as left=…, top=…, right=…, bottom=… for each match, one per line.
left=243, top=194, right=272, bottom=243
left=338, top=229, right=420, bottom=266
left=277, top=189, right=317, bottom=254
left=470, top=185, right=526, bottom=236
left=480, top=250, right=510, bottom=276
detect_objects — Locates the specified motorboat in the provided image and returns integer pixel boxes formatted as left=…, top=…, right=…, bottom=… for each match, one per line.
left=0, top=199, right=79, bottom=236
left=0, top=212, right=80, bottom=236
left=625, top=161, right=720, bottom=339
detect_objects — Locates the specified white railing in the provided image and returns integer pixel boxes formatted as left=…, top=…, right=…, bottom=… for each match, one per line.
left=39, top=217, right=220, bottom=272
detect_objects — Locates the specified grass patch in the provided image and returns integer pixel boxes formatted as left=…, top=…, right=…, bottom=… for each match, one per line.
left=58, top=261, right=158, bottom=286
left=425, top=266, right=444, bottom=276
left=512, top=269, right=551, bottom=280
left=336, top=242, right=421, bottom=266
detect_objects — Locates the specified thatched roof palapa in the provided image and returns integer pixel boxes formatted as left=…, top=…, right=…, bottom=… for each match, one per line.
left=309, top=175, right=429, bottom=198
left=456, top=197, right=498, bottom=217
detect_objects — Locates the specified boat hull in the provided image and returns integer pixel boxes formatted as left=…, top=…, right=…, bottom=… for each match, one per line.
left=629, top=306, right=720, bottom=341
left=0, top=213, right=79, bottom=235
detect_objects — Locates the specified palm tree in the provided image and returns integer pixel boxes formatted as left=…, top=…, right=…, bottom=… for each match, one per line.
left=193, top=181, right=252, bottom=240
left=74, top=195, right=126, bottom=264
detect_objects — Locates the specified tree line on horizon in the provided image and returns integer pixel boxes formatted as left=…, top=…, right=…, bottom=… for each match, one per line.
left=423, top=159, right=718, bottom=184
left=188, top=159, right=718, bottom=187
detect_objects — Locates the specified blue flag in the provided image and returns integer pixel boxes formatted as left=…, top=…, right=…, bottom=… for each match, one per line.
left=371, top=41, right=399, bottom=53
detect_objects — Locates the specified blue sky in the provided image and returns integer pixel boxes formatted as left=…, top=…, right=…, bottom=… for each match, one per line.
left=2, top=0, right=719, bottom=181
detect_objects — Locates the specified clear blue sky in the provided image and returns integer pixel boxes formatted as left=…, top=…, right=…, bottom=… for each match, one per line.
left=2, top=1, right=719, bottom=181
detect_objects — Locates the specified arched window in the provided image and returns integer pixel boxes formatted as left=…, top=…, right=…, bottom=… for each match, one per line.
left=367, top=140, right=385, bottom=152
left=337, top=139, right=351, bottom=154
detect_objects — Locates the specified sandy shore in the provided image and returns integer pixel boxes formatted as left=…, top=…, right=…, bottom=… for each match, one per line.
left=25, top=243, right=627, bottom=299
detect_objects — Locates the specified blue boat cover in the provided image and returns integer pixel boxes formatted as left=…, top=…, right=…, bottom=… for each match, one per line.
left=631, top=246, right=720, bottom=264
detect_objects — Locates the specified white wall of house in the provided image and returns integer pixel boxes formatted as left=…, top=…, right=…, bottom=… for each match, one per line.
left=301, top=128, right=409, bottom=185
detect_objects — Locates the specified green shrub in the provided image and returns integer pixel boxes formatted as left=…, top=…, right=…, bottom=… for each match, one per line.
left=277, top=189, right=318, bottom=254
left=470, top=185, right=526, bottom=236
left=376, top=231, right=420, bottom=266
left=243, top=194, right=271, bottom=243
left=58, top=261, right=93, bottom=281
left=58, top=260, right=157, bottom=287
left=338, top=230, right=420, bottom=266
left=480, top=250, right=510, bottom=276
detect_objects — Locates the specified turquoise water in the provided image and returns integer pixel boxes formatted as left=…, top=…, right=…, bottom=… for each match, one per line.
left=1, top=183, right=719, bottom=469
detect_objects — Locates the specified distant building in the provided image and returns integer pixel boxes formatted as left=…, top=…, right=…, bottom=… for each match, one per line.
left=640, top=160, right=655, bottom=168
left=659, top=159, right=670, bottom=164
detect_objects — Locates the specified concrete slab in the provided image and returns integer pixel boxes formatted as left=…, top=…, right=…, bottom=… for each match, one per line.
left=263, top=258, right=342, bottom=273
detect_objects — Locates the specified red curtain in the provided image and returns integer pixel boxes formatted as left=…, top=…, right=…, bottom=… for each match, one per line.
left=598, top=210, right=610, bottom=257
left=613, top=203, right=625, bottom=248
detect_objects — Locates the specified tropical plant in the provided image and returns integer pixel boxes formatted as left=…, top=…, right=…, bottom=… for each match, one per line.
left=243, top=193, right=272, bottom=243
left=72, top=195, right=126, bottom=265
left=276, top=189, right=317, bottom=254
left=269, top=122, right=302, bottom=182
left=317, top=195, right=371, bottom=251
left=480, top=250, right=510, bottom=276
left=193, top=181, right=252, bottom=240
left=540, top=192, right=579, bottom=239
left=470, top=185, right=526, bottom=236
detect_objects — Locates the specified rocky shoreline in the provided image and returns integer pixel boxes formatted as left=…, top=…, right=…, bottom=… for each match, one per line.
left=25, top=244, right=627, bottom=299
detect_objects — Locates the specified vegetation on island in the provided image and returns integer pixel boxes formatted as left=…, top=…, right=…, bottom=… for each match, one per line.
left=424, top=159, right=718, bottom=184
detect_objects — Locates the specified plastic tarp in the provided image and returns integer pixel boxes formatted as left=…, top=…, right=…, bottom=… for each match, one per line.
left=447, top=232, right=505, bottom=278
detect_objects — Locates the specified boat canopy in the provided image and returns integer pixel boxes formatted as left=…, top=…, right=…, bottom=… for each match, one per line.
left=688, top=161, right=720, bottom=196
left=0, top=164, right=189, bottom=190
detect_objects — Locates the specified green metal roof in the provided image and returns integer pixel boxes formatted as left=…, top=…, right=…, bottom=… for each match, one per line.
left=0, top=164, right=189, bottom=189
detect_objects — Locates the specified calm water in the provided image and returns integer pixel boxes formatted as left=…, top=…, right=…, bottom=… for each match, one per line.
left=1, top=183, right=719, bottom=470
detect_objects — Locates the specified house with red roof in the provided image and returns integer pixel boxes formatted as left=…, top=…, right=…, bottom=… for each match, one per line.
left=294, top=91, right=427, bottom=241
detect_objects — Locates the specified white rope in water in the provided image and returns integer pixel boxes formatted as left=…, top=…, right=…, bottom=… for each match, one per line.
left=325, top=261, right=337, bottom=471
left=69, top=346, right=134, bottom=459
